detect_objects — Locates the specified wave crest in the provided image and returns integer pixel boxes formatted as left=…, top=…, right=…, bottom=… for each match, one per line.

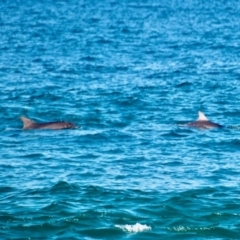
left=115, top=223, right=151, bottom=233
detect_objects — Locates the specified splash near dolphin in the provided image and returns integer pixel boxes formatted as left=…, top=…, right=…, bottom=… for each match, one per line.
left=20, top=117, right=76, bottom=130
left=186, top=111, right=223, bottom=129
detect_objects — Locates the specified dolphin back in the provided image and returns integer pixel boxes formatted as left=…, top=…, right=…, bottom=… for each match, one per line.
left=20, top=116, right=76, bottom=130
left=186, top=112, right=223, bottom=129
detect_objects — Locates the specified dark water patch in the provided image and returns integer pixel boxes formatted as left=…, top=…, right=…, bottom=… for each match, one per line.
left=81, top=56, right=97, bottom=62
left=5, top=221, right=68, bottom=239
left=203, top=212, right=240, bottom=223
left=75, top=153, right=99, bottom=160
left=227, top=125, right=240, bottom=130
left=82, top=185, right=118, bottom=199
left=164, top=161, right=184, bottom=167
left=80, top=227, right=123, bottom=239
left=161, top=130, right=190, bottom=138
left=0, top=186, right=15, bottom=193
left=17, top=153, right=45, bottom=159
left=50, top=181, right=79, bottom=194
left=0, top=212, right=19, bottom=224
left=41, top=201, right=77, bottom=216
left=208, top=138, right=240, bottom=152
left=175, top=81, right=192, bottom=88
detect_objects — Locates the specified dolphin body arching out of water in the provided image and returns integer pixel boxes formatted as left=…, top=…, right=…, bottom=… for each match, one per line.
left=20, top=117, right=76, bottom=130
left=186, top=111, right=223, bottom=129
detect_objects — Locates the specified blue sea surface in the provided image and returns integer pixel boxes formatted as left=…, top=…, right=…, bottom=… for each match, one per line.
left=1, top=0, right=240, bottom=239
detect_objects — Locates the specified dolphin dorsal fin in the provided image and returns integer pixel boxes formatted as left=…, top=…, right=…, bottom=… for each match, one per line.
left=20, top=116, right=36, bottom=129
left=197, top=111, right=209, bottom=121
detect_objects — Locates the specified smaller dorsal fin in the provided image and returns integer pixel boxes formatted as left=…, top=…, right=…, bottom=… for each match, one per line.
left=20, top=116, right=36, bottom=129
left=197, top=111, right=209, bottom=121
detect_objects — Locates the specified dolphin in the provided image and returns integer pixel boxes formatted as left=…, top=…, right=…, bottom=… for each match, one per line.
left=186, top=111, right=223, bottom=129
left=20, top=116, right=76, bottom=130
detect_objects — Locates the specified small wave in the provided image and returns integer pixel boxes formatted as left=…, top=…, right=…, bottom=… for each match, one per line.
left=169, top=225, right=215, bottom=232
left=161, top=130, right=189, bottom=138
left=50, top=181, right=79, bottom=193
left=115, top=223, right=151, bottom=233
left=168, top=225, right=239, bottom=238
left=227, top=125, right=240, bottom=130
left=175, top=81, right=192, bottom=88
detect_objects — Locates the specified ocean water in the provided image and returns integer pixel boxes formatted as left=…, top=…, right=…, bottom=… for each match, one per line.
left=1, top=0, right=240, bottom=239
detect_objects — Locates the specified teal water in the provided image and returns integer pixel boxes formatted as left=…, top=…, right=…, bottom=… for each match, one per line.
left=1, top=0, right=240, bottom=239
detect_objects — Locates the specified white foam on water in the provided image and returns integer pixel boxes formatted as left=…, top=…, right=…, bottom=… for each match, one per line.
left=115, top=223, right=151, bottom=233
left=170, top=225, right=215, bottom=232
